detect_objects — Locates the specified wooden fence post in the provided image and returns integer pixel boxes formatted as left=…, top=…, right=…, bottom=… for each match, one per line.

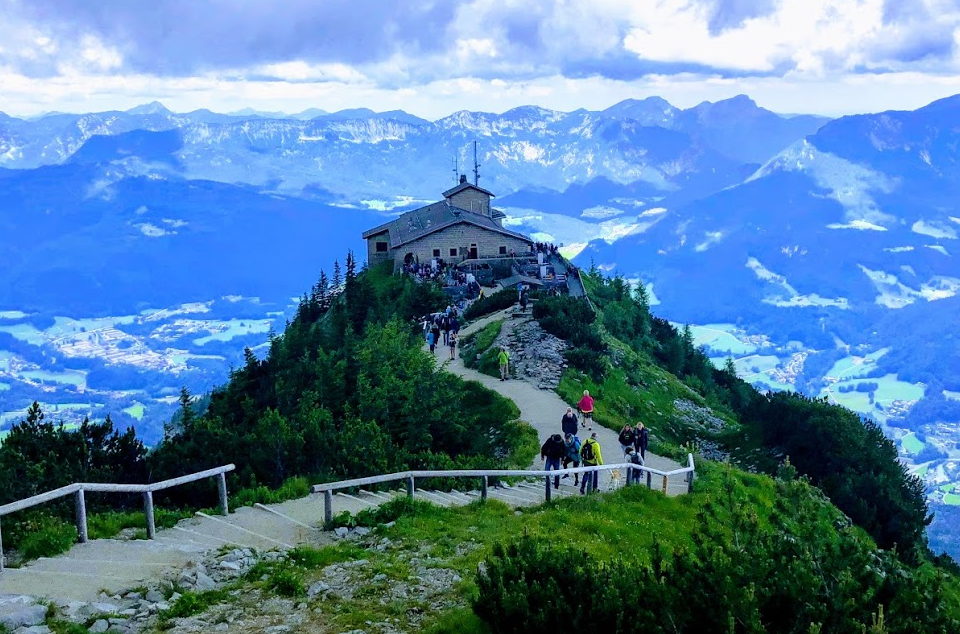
left=544, top=476, right=552, bottom=502
left=324, top=490, right=333, bottom=525
left=661, top=475, right=668, bottom=494
left=217, top=473, right=229, bottom=516
left=75, top=488, right=88, bottom=543
left=407, top=476, right=415, bottom=499
left=481, top=476, right=488, bottom=501
left=143, top=491, right=156, bottom=540
left=686, top=470, right=694, bottom=494
left=646, top=471, right=652, bottom=489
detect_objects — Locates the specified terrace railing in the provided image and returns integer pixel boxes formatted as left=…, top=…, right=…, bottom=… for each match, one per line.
left=313, top=454, right=695, bottom=523
left=0, top=464, right=235, bottom=571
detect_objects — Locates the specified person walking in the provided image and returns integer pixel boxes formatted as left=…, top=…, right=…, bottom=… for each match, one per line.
left=448, top=332, right=458, bottom=360
left=498, top=347, right=510, bottom=381
left=561, top=407, right=579, bottom=437
left=579, top=432, right=603, bottom=494
left=624, top=446, right=645, bottom=485
left=540, top=433, right=566, bottom=489
left=426, top=330, right=437, bottom=354
left=562, top=433, right=581, bottom=487
left=618, top=424, right=636, bottom=455
left=577, top=390, right=595, bottom=431
left=635, top=422, right=649, bottom=460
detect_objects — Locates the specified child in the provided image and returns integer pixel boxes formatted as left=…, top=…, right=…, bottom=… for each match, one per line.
left=427, top=330, right=436, bottom=354
left=448, top=332, right=458, bottom=360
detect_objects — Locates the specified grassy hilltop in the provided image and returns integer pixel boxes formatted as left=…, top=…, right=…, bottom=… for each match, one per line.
left=2, top=259, right=959, bottom=632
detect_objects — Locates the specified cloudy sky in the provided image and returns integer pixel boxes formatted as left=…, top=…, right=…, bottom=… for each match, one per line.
left=1, top=0, right=959, bottom=118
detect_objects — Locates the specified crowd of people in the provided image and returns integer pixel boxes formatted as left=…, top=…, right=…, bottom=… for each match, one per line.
left=540, top=390, right=651, bottom=493
left=534, top=242, right=560, bottom=257
left=403, top=259, right=447, bottom=283
left=422, top=306, right=461, bottom=359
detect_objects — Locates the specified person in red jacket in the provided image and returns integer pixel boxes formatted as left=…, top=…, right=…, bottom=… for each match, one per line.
left=577, top=390, right=595, bottom=431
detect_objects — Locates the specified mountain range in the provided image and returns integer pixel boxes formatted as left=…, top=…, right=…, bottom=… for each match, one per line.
left=2, top=93, right=959, bottom=555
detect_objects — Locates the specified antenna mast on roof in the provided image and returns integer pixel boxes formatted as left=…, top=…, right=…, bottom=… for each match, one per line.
left=452, top=154, right=459, bottom=184
left=473, top=140, right=480, bottom=186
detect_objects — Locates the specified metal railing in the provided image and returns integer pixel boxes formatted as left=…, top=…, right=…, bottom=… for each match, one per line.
left=313, top=454, right=695, bottom=523
left=0, top=464, right=235, bottom=571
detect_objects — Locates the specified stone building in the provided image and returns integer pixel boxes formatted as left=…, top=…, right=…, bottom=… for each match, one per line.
left=362, top=177, right=533, bottom=268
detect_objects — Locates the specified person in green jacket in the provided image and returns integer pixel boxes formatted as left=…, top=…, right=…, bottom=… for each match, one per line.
left=579, top=432, right=603, bottom=494
left=498, top=347, right=510, bottom=381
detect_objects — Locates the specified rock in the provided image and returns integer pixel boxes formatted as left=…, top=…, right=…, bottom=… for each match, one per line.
left=145, top=589, right=164, bottom=603
left=123, top=592, right=142, bottom=601
left=155, top=602, right=171, bottom=612
left=372, top=573, right=387, bottom=582
left=89, top=620, right=109, bottom=633
left=219, top=560, right=242, bottom=571
left=353, top=526, right=371, bottom=537
left=16, top=626, right=52, bottom=634
left=307, top=581, right=330, bottom=597
left=195, top=570, right=217, bottom=591
left=265, top=626, right=291, bottom=633
left=214, top=624, right=229, bottom=631
left=0, top=604, right=46, bottom=630
left=334, top=527, right=350, bottom=538
left=383, top=521, right=396, bottom=528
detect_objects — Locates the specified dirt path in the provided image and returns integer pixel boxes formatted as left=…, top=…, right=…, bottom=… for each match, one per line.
left=429, top=309, right=684, bottom=489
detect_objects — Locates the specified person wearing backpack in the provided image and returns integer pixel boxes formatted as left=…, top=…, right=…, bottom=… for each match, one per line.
left=624, top=446, right=645, bottom=485
left=540, top=433, right=566, bottom=489
left=562, top=433, right=581, bottom=487
left=579, top=432, right=603, bottom=494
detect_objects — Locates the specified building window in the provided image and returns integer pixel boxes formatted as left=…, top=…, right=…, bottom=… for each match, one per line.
left=499, top=246, right=507, bottom=255
left=375, top=242, right=388, bottom=253
left=433, top=248, right=441, bottom=257
left=450, top=248, right=458, bottom=257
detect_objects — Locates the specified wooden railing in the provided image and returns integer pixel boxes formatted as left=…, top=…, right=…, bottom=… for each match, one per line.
left=313, top=454, right=695, bottom=523
left=0, top=464, right=235, bottom=572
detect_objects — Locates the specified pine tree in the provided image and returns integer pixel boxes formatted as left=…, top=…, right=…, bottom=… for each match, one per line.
left=332, top=260, right=342, bottom=290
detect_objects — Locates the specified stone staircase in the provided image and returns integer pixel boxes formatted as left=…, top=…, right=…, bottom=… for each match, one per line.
left=0, top=479, right=595, bottom=603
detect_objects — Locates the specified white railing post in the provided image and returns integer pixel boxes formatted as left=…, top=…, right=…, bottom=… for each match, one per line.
left=324, top=490, right=333, bottom=525
left=75, top=488, right=88, bottom=543
left=687, top=453, right=695, bottom=493
left=143, top=491, right=156, bottom=539
left=217, top=472, right=229, bottom=516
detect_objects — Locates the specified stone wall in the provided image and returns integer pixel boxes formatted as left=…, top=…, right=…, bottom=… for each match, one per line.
left=365, top=230, right=392, bottom=266
left=392, top=223, right=531, bottom=264
left=448, top=189, right=490, bottom=216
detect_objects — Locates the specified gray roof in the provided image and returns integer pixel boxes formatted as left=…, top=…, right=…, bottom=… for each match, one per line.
left=441, top=181, right=496, bottom=199
left=362, top=201, right=531, bottom=248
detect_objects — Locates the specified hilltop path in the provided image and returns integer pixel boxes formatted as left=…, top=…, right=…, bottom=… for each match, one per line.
left=433, top=307, right=685, bottom=490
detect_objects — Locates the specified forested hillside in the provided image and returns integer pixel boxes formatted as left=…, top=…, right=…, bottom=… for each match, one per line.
left=1, top=258, right=957, bottom=632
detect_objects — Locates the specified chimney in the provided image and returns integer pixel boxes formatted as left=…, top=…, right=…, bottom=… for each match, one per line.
left=459, top=174, right=467, bottom=184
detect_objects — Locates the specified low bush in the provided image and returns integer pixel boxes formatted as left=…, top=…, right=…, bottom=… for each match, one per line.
left=266, top=564, right=305, bottom=597
left=463, top=290, right=517, bottom=321
left=13, top=514, right=76, bottom=561
left=159, top=589, right=229, bottom=623
left=88, top=508, right=191, bottom=540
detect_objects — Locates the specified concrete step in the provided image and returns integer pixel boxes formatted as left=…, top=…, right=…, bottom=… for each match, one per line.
left=223, top=506, right=313, bottom=547
left=414, top=490, right=452, bottom=507
left=0, top=566, right=139, bottom=601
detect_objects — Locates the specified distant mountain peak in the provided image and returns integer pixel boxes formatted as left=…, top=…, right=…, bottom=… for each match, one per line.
left=126, top=101, right=173, bottom=116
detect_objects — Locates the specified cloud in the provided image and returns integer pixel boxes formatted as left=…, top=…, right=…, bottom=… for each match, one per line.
left=0, top=0, right=960, bottom=116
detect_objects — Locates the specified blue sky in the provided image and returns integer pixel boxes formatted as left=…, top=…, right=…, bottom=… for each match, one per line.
left=1, top=0, right=959, bottom=117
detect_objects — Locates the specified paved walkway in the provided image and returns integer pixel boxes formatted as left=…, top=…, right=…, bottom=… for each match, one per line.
left=434, top=308, right=686, bottom=492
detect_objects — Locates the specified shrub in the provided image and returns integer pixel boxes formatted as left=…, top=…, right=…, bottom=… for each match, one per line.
left=14, top=515, right=76, bottom=560
left=463, top=290, right=517, bottom=321
left=160, top=589, right=228, bottom=621
left=266, top=565, right=305, bottom=597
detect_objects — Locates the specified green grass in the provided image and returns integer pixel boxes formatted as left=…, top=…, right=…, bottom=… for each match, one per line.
left=460, top=320, right=504, bottom=378
left=231, top=476, right=312, bottom=508
left=901, top=432, right=925, bottom=455
left=944, top=493, right=960, bottom=506
left=14, top=516, right=77, bottom=561
left=157, top=589, right=230, bottom=627
left=88, top=508, right=192, bottom=540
